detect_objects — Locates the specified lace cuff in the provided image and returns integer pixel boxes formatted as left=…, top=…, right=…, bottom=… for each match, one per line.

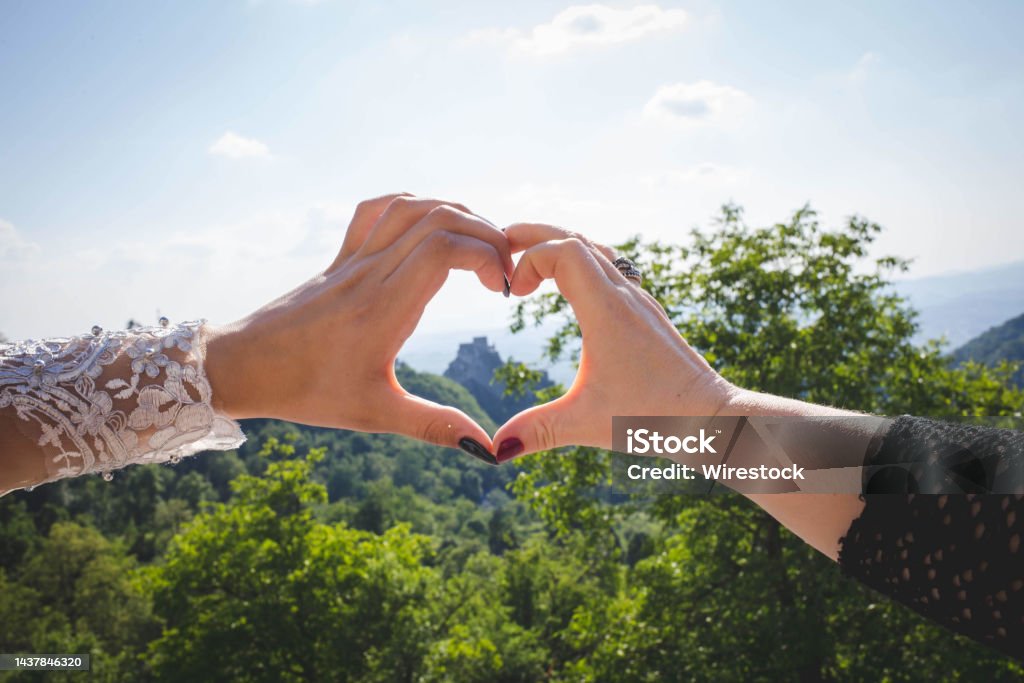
left=0, top=320, right=245, bottom=494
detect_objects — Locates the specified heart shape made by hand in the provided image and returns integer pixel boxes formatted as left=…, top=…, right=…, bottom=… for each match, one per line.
left=208, top=195, right=730, bottom=471
left=452, top=222, right=729, bottom=467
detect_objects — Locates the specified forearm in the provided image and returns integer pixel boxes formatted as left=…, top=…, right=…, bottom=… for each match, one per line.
left=0, top=413, right=50, bottom=491
left=0, top=322, right=245, bottom=496
left=717, top=388, right=880, bottom=560
left=707, top=389, right=1023, bottom=558
left=203, top=321, right=262, bottom=420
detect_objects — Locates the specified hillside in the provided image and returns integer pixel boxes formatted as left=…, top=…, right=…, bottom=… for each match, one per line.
left=4, top=223, right=1024, bottom=680
left=396, top=261, right=1024, bottom=377
left=952, top=311, right=1024, bottom=387
left=396, top=360, right=497, bottom=433
left=3, top=363, right=519, bottom=566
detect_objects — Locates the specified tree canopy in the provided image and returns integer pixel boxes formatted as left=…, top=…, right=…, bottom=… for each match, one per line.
left=1, top=204, right=1021, bottom=681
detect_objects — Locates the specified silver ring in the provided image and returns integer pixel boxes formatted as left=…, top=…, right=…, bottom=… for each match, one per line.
left=612, top=257, right=643, bottom=285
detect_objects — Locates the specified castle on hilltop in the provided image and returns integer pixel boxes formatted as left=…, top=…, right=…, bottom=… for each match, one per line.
left=443, top=337, right=552, bottom=422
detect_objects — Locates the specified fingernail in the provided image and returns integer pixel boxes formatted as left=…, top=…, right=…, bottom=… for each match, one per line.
left=503, top=275, right=511, bottom=298
left=459, top=437, right=498, bottom=466
left=496, top=437, right=524, bottom=463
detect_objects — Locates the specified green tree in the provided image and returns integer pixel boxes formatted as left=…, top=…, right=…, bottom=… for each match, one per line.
left=419, top=551, right=549, bottom=683
left=145, top=446, right=442, bottom=682
left=0, top=497, right=39, bottom=571
left=0, top=521, right=157, bottom=682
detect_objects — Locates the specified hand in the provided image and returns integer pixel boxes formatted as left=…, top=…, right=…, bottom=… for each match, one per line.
left=204, top=193, right=512, bottom=457
left=492, top=224, right=737, bottom=462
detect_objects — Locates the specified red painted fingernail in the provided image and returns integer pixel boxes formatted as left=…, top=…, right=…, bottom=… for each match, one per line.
left=496, top=437, right=524, bottom=462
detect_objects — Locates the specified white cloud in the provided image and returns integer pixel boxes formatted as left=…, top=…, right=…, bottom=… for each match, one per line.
left=208, top=131, right=272, bottom=159
left=468, top=4, right=688, bottom=56
left=0, top=219, right=39, bottom=261
left=643, top=80, right=753, bottom=128
left=848, top=51, right=880, bottom=85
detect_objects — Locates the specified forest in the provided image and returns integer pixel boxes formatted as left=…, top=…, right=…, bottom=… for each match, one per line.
left=1, top=205, right=1022, bottom=682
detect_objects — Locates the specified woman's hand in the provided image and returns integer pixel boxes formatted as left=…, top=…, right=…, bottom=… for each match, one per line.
left=204, top=193, right=512, bottom=455
left=489, top=223, right=870, bottom=561
left=492, top=224, right=736, bottom=462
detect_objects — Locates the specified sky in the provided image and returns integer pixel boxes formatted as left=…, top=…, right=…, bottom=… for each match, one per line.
left=1, top=0, right=1023, bottom=356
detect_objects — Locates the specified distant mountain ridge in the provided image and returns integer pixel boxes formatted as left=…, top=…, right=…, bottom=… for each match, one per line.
left=952, top=312, right=1024, bottom=387
left=422, top=263, right=1024, bottom=415
left=896, top=259, right=1024, bottom=348
left=392, top=261, right=1024, bottom=384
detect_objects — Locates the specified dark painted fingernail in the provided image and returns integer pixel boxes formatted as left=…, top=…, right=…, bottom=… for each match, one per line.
left=459, top=437, right=498, bottom=466
left=496, top=437, right=524, bottom=463
left=503, top=275, right=511, bottom=298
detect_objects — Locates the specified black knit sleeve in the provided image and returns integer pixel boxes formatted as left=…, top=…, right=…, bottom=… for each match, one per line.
left=838, top=417, right=1024, bottom=660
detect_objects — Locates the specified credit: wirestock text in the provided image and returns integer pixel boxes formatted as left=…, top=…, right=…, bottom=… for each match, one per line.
left=624, top=427, right=805, bottom=480
left=626, top=462, right=806, bottom=481
left=613, top=417, right=812, bottom=488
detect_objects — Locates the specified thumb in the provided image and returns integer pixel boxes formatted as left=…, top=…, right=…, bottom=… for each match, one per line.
left=493, top=395, right=579, bottom=463
left=388, top=393, right=497, bottom=465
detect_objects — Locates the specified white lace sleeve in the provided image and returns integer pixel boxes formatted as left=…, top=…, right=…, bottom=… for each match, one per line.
left=0, top=320, right=245, bottom=495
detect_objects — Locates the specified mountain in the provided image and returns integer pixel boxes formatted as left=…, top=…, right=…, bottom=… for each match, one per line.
left=951, top=312, right=1024, bottom=387
left=394, top=262, right=1024, bottom=383
left=443, top=336, right=553, bottom=423
left=399, top=322, right=577, bottom=385
left=895, top=259, right=1024, bottom=348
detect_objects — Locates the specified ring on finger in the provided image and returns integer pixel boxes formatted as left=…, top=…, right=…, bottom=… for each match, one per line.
left=612, top=257, right=643, bottom=285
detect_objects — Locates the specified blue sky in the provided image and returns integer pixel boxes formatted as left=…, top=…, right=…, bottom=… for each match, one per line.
left=2, top=0, right=1023, bottom=349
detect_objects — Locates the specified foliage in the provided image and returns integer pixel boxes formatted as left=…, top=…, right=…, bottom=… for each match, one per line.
left=395, top=361, right=498, bottom=434
left=504, top=204, right=1024, bottom=680
left=0, top=522, right=156, bottom=682
left=1, top=205, right=1022, bottom=681
left=145, top=450, right=438, bottom=682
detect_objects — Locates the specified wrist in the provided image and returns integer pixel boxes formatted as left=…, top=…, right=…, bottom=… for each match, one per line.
left=718, top=386, right=863, bottom=418
left=202, top=322, right=257, bottom=420
left=678, top=370, right=743, bottom=420
left=716, top=385, right=759, bottom=416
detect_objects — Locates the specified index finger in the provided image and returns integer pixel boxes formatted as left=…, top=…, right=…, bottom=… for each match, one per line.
left=331, top=192, right=414, bottom=270
left=504, top=223, right=618, bottom=262
left=510, top=238, right=622, bottom=324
